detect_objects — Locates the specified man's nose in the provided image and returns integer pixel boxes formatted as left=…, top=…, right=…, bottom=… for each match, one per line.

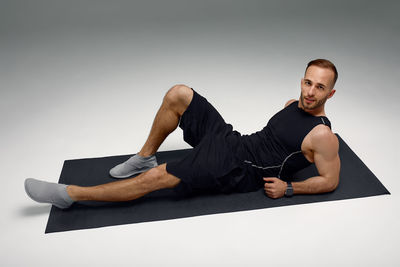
left=307, top=86, right=316, bottom=96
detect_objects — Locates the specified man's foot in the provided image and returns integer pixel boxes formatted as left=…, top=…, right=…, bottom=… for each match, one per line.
left=109, top=154, right=158, bottom=178
left=24, top=178, right=74, bottom=209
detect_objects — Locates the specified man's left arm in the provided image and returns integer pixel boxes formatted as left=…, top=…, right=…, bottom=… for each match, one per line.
left=263, top=129, right=340, bottom=198
left=292, top=130, right=340, bottom=195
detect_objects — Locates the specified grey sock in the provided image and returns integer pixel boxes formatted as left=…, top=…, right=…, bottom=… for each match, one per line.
left=109, top=153, right=158, bottom=178
left=24, top=178, right=74, bottom=209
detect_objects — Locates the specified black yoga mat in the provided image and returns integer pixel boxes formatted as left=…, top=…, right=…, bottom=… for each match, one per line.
left=45, top=134, right=390, bottom=233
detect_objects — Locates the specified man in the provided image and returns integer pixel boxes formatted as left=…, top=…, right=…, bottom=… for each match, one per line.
left=24, top=59, right=340, bottom=209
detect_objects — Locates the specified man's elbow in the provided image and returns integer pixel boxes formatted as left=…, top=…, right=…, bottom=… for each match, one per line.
left=326, top=176, right=340, bottom=192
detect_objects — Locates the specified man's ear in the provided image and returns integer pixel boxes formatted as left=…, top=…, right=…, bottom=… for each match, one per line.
left=328, top=89, right=336, bottom=99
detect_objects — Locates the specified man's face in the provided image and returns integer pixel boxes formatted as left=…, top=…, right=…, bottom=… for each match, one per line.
left=300, top=65, right=336, bottom=110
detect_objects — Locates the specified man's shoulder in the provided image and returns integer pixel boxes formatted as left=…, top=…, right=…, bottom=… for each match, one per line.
left=285, top=99, right=297, bottom=108
left=309, top=125, right=339, bottom=152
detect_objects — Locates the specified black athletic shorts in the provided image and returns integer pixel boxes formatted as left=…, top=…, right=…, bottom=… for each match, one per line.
left=166, top=88, right=263, bottom=197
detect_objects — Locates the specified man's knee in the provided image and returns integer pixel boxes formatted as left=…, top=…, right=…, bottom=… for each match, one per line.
left=164, top=84, right=193, bottom=114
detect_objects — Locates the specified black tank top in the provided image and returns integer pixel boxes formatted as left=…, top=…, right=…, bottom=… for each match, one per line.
left=240, top=100, right=331, bottom=180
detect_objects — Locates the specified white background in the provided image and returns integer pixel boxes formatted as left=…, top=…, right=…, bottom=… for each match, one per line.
left=1, top=0, right=399, bottom=266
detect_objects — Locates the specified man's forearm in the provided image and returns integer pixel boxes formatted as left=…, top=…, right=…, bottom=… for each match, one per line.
left=292, top=176, right=338, bottom=195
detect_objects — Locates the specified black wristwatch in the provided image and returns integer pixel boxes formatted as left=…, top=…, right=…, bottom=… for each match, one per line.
left=285, top=181, right=293, bottom=197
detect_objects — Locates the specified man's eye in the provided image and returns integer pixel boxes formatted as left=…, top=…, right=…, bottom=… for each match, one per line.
left=318, top=86, right=324, bottom=90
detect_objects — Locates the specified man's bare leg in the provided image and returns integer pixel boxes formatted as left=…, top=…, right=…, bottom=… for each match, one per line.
left=24, top=164, right=180, bottom=208
left=70, top=85, right=193, bottom=201
left=67, top=164, right=180, bottom=202
left=109, top=84, right=193, bottom=178
left=72, top=85, right=194, bottom=201
left=138, top=84, right=193, bottom=157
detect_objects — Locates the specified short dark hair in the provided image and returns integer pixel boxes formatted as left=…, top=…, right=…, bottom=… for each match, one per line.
left=305, top=59, right=338, bottom=87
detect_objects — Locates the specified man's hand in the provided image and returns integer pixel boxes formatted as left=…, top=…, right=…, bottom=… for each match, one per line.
left=263, top=177, right=287, bottom=199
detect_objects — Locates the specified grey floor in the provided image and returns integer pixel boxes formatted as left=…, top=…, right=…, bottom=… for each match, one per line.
left=1, top=0, right=399, bottom=266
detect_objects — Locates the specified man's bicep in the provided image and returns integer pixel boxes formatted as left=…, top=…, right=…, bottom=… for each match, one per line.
left=313, top=135, right=341, bottom=189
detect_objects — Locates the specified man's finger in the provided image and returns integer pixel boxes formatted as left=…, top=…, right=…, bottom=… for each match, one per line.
left=264, top=183, right=273, bottom=189
left=265, top=188, right=274, bottom=194
left=263, top=177, right=278, bottom=183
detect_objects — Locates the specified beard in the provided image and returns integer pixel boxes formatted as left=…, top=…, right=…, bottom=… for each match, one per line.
left=300, top=92, right=329, bottom=110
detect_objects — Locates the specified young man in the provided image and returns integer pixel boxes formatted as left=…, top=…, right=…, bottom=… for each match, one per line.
left=24, top=59, right=340, bottom=209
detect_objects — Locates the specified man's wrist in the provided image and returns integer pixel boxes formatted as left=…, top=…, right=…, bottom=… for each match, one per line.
left=284, top=181, right=294, bottom=197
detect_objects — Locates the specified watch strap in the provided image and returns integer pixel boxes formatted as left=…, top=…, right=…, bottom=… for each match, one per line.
left=285, top=181, right=293, bottom=197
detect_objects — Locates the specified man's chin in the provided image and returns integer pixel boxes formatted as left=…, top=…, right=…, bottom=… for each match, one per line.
left=303, top=103, right=317, bottom=110
left=301, top=99, right=316, bottom=110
